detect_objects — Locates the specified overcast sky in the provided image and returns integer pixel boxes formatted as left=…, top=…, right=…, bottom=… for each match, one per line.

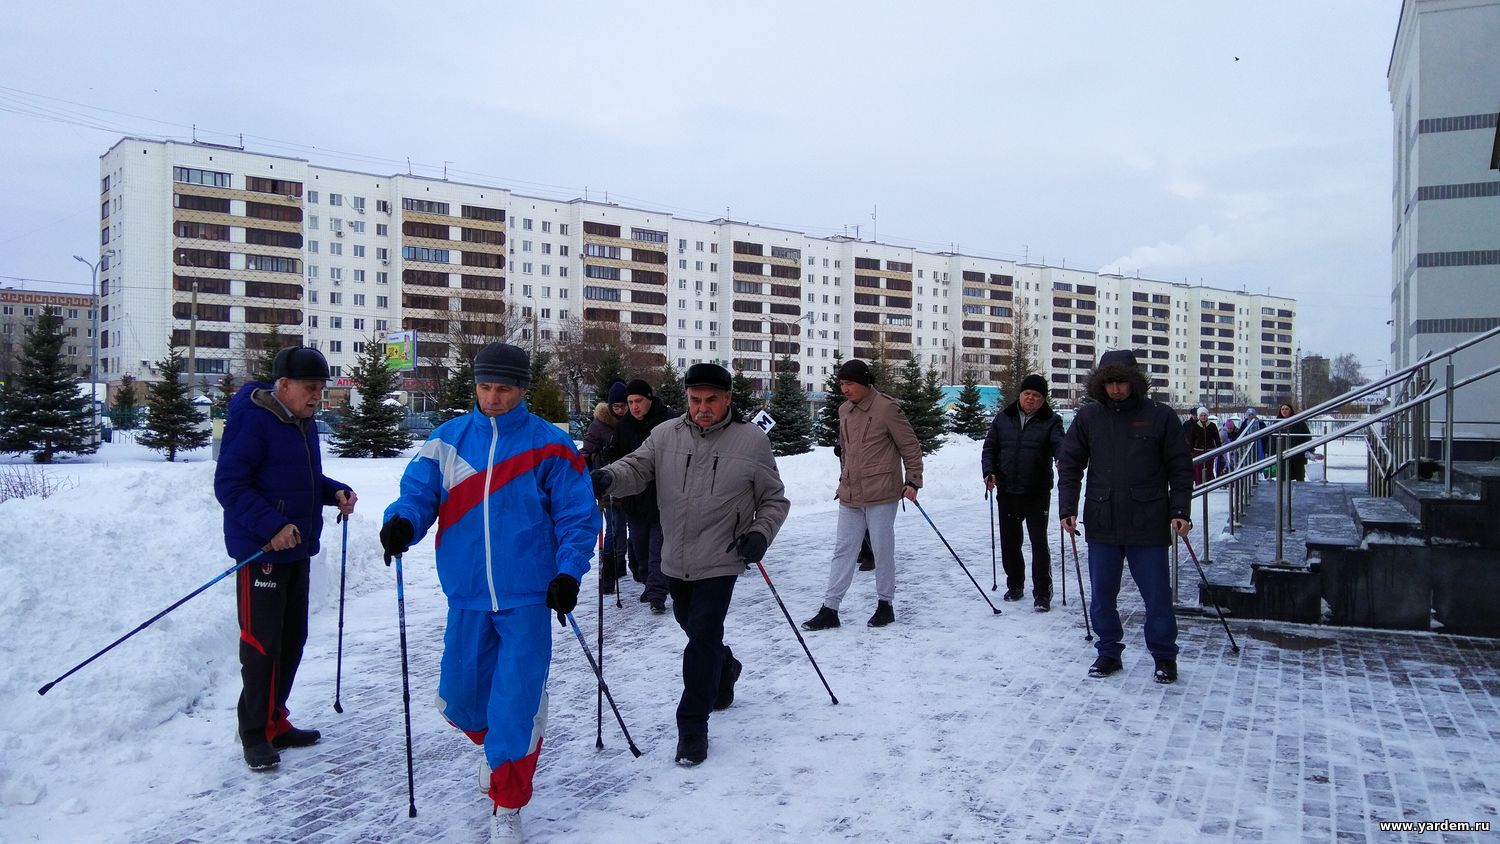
left=0, top=0, right=1402, bottom=368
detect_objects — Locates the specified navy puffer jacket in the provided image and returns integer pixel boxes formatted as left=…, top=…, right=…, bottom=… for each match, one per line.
left=214, top=382, right=351, bottom=564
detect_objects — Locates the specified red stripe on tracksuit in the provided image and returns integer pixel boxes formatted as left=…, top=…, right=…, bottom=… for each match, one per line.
left=434, top=443, right=586, bottom=548
left=238, top=569, right=266, bottom=655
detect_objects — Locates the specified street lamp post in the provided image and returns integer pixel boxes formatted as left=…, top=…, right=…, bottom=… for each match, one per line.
left=73, top=250, right=114, bottom=444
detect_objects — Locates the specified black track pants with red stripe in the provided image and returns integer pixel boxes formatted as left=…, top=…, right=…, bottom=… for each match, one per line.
left=236, top=558, right=310, bottom=745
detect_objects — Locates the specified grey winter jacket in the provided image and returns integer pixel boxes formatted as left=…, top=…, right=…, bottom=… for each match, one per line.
left=602, top=410, right=790, bottom=580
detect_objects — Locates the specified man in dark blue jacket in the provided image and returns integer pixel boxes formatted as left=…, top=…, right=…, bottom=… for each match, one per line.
left=214, top=346, right=355, bottom=771
left=982, top=373, right=1065, bottom=611
left=1057, top=351, right=1192, bottom=684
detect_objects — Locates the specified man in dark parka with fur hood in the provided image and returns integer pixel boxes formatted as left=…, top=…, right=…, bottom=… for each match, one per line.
left=1057, top=350, right=1192, bottom=684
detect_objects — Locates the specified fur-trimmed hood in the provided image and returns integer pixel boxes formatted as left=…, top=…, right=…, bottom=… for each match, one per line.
left=593, top=402, right=618, bottom=426
left=1085, top=350, right=1151, bottom=404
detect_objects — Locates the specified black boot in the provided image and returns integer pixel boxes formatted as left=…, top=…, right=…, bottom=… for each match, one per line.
left=675, top=732, right=708, bottom=766
left=1002, top=588, right=1024, bottom=602
left=1088, top=655, right=1123, bottom=678
left=714, top=650, right=742, bottom=711
left=600, top=566, right=617, bottom=595
left=272, top=726, right=321, bottom=749
left=867, top=600, right=894, bottom=627
left=801, top=606, right=840, bottom=631
left=1033, top=592, right=1051, bottom=613
left=1153, top=658, right=1178, bottom=684
left=242, top=739, right=281, bottom=771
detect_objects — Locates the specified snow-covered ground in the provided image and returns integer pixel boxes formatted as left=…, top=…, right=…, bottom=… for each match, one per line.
left=2, top=435, right=1495, bottom=843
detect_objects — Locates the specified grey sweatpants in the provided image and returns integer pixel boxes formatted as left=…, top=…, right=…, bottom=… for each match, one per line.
left=822, top=501, right=898, bottom=610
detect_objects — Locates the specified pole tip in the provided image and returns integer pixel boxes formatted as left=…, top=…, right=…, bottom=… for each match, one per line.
left=628, top=745, right=643, bottom=758
left=993, top=608, right=1002, bottom=615
left=37, top=684, right=52, bottom=696
left=830, top=696, right=840, bottom=705
left=333, top=702, right=343, bottom=714
left=408, top=806, right=417, bottom=818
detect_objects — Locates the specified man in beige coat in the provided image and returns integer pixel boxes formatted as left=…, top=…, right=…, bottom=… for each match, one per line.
left=803, top=358, right=923, bottom=631
left=592, top=363, right=789, bottom=766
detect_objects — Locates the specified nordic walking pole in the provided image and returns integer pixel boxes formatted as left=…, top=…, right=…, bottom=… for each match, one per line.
left=39, top=547, right=269, bottom=696
left=390, top=554, right=418, bottom=817
left=611, top=496, right=621, bottom=609
left=987, top=488, right=998, bottom=591
left=1059, top=525, right=1067, bottom=606
left=1180, top=535, right=1241, bottom=654
left=333, top=514, right=348, bottom=714
left=752, top=560, right=838, bottom=704
left=595, top=505, right=605, bottom=751
left=565, top=613, right=643, bottom=757
left=1068, top=531, right=1093, bottom=641
left=912, top=500, right=1001, bottom=614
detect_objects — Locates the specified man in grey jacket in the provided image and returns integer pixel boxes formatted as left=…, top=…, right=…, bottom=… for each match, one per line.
left=591, top=363, right=789, bottom=766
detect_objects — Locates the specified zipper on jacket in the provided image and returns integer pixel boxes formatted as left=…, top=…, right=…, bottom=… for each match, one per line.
left=682, top=452, right=693, bottom=493
left=711, top=455, right=720, bottom=494
left=483, top=415, right=500, bottom=611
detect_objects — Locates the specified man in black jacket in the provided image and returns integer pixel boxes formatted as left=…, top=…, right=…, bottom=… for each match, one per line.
left=605, top=379, right=674, bottom=613
left=1058, top=351, right=1193, bottom=684
left=981, top=373, right=1064, bottom=611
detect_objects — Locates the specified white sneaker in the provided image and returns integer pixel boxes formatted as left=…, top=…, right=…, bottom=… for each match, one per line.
left=490, top=807, right=523, bottom=842
left=479, top=755, right=491, bottom=794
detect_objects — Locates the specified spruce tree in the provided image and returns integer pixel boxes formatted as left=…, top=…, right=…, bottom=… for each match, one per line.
left=950, top=370, right=990, bottom=440
left=923, top=366, right=949, bottom=442
left=655, top=361, right=685, bottom=415
left=527, top=349, right=569, bottom=423
left=138, top=344, right=210, bottom=461
left=434, top=355, right=475, bottom=424
left=767, top=355, right=814, bottom=456
left=731, top=367, right=760, bottom=414
left=593, top=351, right=627, bottom=405
left=110, top=374, right=140, bottom=430
left=0, top=307, right=99, bottom=463
left=250, top=324, right=286, bottom=383
left=213, top=372, right=238, bottom=420
left=897, top=357, right=945, bottom=455
left=867, top=337, right=893, bottom=394
left=333, top=335, right=413, bottom=457
left=815, top=349, right=846, bottom=447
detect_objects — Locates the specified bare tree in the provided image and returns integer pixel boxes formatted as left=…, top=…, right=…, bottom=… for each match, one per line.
left=552, top=317, right=660, bottom=414
left=1001, top=297, right=1044, bottom=403
left=405, top=304, right=526, bottom=412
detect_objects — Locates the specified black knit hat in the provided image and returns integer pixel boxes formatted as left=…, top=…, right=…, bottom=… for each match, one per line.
left=683, top=362, right=732, bottom=392
left=1097, top=350, right=1139, bottom=370
left=626, top=379, right=654, bottom=399
left=473, top=343, right=531, bottom=388
left=272, top=346, right=330, bottom=381
left=837, top=358, right=873, bottom=386
left=1018, top=373, right=1048, bottom=397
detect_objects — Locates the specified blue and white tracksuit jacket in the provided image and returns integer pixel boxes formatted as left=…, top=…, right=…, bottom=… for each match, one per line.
left=384, top=401, right=597, bottom=808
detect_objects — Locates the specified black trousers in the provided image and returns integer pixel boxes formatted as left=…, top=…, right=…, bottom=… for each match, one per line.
left=999, top=492, right=1052, bottom=598
left=236, top=557, right=310, bottom=745
left=667, top=574, right=738, bottom=736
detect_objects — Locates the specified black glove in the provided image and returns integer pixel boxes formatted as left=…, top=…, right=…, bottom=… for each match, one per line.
left=735, top=531, right=768, bottom=564
left=545, top=574, right=579, bottom=626
left=591, top=469, right=613, bottom=498
left=380, top=517, right=414, bottom=565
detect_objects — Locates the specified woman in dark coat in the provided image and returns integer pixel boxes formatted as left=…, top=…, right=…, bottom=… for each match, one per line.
left=1276, top=402, right=1313, bottom=481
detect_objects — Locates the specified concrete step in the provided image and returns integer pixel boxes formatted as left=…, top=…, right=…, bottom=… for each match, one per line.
left=1392, top=478, right=1496, bottom=547
left=1352, top=496, right=1425, bottom=540
left=1305, top=513, right=1361, bottom=552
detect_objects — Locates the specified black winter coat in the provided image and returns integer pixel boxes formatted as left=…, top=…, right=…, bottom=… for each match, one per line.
left=1057, top=365, right=1192, bottom=546
left=1184, top=420, right=1222, bottom=452
left=604, top=401, right=674, bottom=520
left=980, top=402, right=1064, bottom=495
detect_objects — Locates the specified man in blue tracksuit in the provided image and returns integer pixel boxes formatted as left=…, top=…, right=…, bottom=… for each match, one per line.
left=379, top=342, right=597, bottom=841
left=214, top=346, right=356, bottom=771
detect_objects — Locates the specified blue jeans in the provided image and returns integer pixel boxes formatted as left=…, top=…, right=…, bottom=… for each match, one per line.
left=1087, top=543, right=1178, bottom=660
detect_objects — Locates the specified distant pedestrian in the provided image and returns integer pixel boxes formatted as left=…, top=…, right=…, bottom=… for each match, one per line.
left=378, top=342, right=597, bottom=841
left=579, top=381, right=629, bottom=592
left=1184, top=407, right=1222, bottom=485
left=1275, top=402, right=1313, bottom=481
left=1240, top=407, right=1268, bottom=472
left=803, top=358, right=923, bottom=631
left=1058, top=350, right=1192, bottom=684
left=981, top=373, right=1065, bottom=611
left=591, top=363, right=789, bottom=766
left=605, top=379, right=675, bottom=613
left=214, top=346, right=356, bottom=771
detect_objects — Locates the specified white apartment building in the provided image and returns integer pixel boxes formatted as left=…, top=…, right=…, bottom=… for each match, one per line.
left=95, top=137, right=1296, bottom=412
left=1389, top=0, right=1500, bottom=457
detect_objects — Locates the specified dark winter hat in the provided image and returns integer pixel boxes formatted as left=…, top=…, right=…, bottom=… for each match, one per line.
left=272, top=346, right=331, bottom=381
left=683, top=362, right=732, bottom=392
left=1097, top=350, right=1139, bottom=371
left=606, top=381, right=629, bottom=404
left=626, top=379, right=654, bottom=400
left=837, top=358, right=873, bottom=386
left=473, top=342, right=531, bottom=388
left=1018, top=373, right=1048, bottom=397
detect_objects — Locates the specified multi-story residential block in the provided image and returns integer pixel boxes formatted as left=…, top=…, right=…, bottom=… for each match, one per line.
left=94, top=137, right=1297, bottom=413
left=1389, top=0, right=1500, bottom=457
left=0, top=289, right=96, bottom=378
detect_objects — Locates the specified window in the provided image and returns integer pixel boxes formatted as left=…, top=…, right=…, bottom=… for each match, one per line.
left=329, top=242, right=342, bottom=256
left=353, top=269, right=365, bottom=282
left=522, top=262, right=533, bottom=274
left=308, top=240, right=319, bottom=254
left=329, top=194, right=343, bottom=207
left=353, top=245, right=365, bottom=258
left=376, top=272, right=388, bottom=285
left=403, top=198, right=450, bottom=215
left=352, top=196, right=365, bottom=212
left=308, top=316, right=318, bottom=328
left=402, top=246, right=450, bottom=262
left=330, top=317, right=342, bottom=329
left=377, top=200, right=391, bottom=213
left=329, top=292, right=343, bottom=305
left=560, top=224, right=569, bottom=235
left=172, top=167, right=231, bottom=187
left=542, top=221, right=552, bottom=233
left=376, top=247, right=389, bottom=260
left=350, top=221, right=365, bottom=234
left=308, top=215, right=319, bottom=230
left=329, top=268, right=342, bottom=281
left=352, top=294, right=366, bottom=306
left=376, top=319, right=388, bottom=330
left=376, top=223, right=388, bottom=236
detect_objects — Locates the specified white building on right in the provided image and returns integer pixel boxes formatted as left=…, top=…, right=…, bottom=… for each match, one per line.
left=1388, top=0, right=1500, bottom=458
